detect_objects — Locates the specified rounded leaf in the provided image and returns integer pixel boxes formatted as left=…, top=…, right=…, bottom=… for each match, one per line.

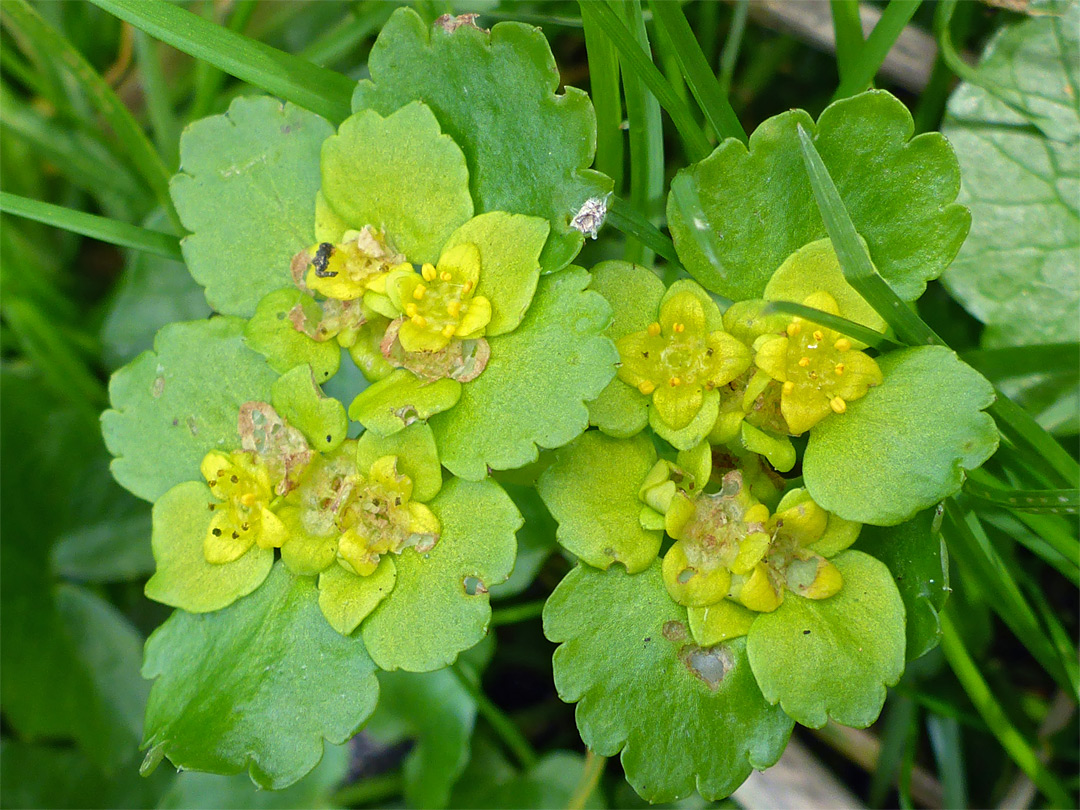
left=804, top=346, right=998, bottom=525
left=171, top=96, right=332, bottom=316
left=746, top=550, right=905, bottom=728
left=271, top=365, right=348, bottom=453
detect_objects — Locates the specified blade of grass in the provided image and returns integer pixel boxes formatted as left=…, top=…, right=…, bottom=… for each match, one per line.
left=832, top=0, right=923, bottom=101
left=718, top=0, right=749, bottom=98
left=942, top=500, right=1072, bottom=693
left=649, top=5, right=690, bottom=110
left=450, top=662, right=537, bottom=770
left=0, top=192, right=183, bottom=261
left=648, top=0, right=747, bottom=143
left=761, top=301, right=905, bottom=351
left=579, top=1, right=711, bottom=160
left=133, top=29, right=179, bottom=166
left=86, top=0, right=354, bottom=124
left=188, top=0, right=257, bottom=120
left=581, top=3, right=624, bottom=191
left=606, top=195, right=682, bottom=268
left=796, top=123, right=1080, bottom=489
left=939, top=610, right=1073, bottom=809
left=830, top=0, right=865, bottom=83
left=298, top=6, right=391, bottom=68
left=1018, top=571, right=1080, bottom=698
left=870, top=694, right=917, bottom=807
left=980, top=511, right=1079, bottom=586
left=962, top=343, right=1080, bottom=383
left=963, top=475, right=1079, bottom=518
left=926, top=714, right=968, bottom=810
left=616, top=0, right=664, bottom=264
left=2, top=0, right=179, bottom=230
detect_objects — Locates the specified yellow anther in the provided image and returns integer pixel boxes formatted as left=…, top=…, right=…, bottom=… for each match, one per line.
left=440, top=271, right=453, bottom=282
left=240, top=493, right=256, bottom=507
left=405, top=303, right=418, bottom=317
left=462, top=280, right=474, bottom=294
left=830, top=396, right=847, bottom=414
left=813, top=330, right=824, bottom=342
left=782, top=381, right=795, bottom=394
left=413, top=284, right=427, bottom=300
left=673, top=322, right=685, bottom=333
left=447, top=300, right=462, bottom=317
left=798, top=356, right=811, bottom=368
left=787, top=322, right=802, bottom=337
left=835, top=363, right=845, bottom=375
left=421, top=264, right=437, bottom=282
left=834, top=338, right=852, bottom=352
left=441, top=324, right=456, bottom=339
left=638, top=381, right=656, bottom=395
left=412, top=314, right=428, bottom=328
left=647, top=322, right=661, bottom=337
left=669, top=377, right=682, bottom=387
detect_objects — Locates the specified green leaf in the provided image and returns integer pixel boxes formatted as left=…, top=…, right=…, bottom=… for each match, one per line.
left=430, top=267, right=616, bottom=481
left=490, top=483, right=558, bottom=600
left=355, top=422, right=443, bottom=503
left=145, top=481, right=274, bottom=613
left=537, top=432, right=661, bottom=574
left=586, top=260, right=665, bottom=437
left=804, top=346, right=998, bottom=525
left=271, top=365, right=348, bottom=453
left=746, top=550, right=905, bottom=728
left=443, top=212, right=550, bottom=336
left=102, top=316, right=279, bottom=503
left=941, top=2, right=1079, bottom=347
left=544, top=562, right=793, bottom=803
left=101, top=210, right=211, bottom=369
left=667, top=90, right=970, bottom=302
left=361, top=478, right=521, bottom=671
left=855, top=508, right=949, bottom=661
left=244, top=289, right=341, bottom=383
left=142, top=563, right=379, bottom=789
left=352, top=7, right=612, bottom=271
left=348, top=369, right=461, bottom=437
left=463, top=751, right=606, bottom=810
left=320, top=101, right=473, bottom=265
left=364, top=668, right=476, bottom=809
left=171, top=96, right=332, bottom=317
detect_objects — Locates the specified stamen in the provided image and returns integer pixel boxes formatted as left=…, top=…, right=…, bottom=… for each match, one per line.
left=669, top=377, right=682, bottom=387
left=830, top=396, right=847, bottom=414
left=421, top=264, right=437, bottom=282
left=240, top=493, right=256, bottom=507
left=673, top=322, right=685, bottom=333
left=834, top=338, right=851, bottom=352
left=647, top=322, right=661, bottom=337
left=798, top=357, right=811, bottom=367
left=638, top=381, right=656, bottom=395
left=462, top=280, right=474, bottom=294
left=835, top=363, right=845, bottom=375
left=782, top=381, right=795, bottom=394
left=787, top=322, right=802, bottom=337
left=813, top=330, right=824, bottom=341
left=412, top=314, right=428, bottom=328
left=412, top=284, right=427, bottom=300
left=441, top=324, right=456, bottom=338
left=447, top=300, right=462, bottom=317
left=440, top=271, right=453, bottom=282
left=405, top=303, right=418, bottom=317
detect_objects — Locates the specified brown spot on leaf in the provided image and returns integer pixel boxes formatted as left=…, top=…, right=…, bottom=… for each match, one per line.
left=662, top=620, right=688, bottom=643
left=435, top=13, right=485, bottom=33
left=679, top=644, right=733, bottom=691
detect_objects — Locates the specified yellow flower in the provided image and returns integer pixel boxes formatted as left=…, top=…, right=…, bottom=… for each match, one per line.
left=385, top=243, right=492, bottom=353
left=616, top=290, right=750, bottom=430
left=753, top=291, right=882, bottom=434
left=200, top=450, right=287, bottom=564
left=305, top=226, right=404, bottom=301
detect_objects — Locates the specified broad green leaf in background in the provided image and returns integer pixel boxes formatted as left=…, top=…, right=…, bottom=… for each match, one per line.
left=856, top=508, right=949, bottom=661
left=537, top=431, right=662, bottom=573
left=142, top=563, right=379, bottom=790
left=100, top=211, right=210, bottom=370
left=804, top=346, right=998, bottom=525
left=490, top=483, right=558, bottom=600
left=102, top=316, right=278, bottom=503
left=171, top=96, right=332, bottom=316
left=364, top=668, right=476, bottom=809
left=941, top=1, right=1079, bottom=347
left=361, top=478, right=521, bottom=672
left=667, top=90, right=970, bottom=302
left=320, top=101, right=473, bottom=265
left=430, top=267, right=617, bottom=481
left=586, top=261, right=666, bottom=438
left=2, top=373, right=148, bottom=773
left=463, top=752, right=606, bottom=810
left=746, top=551, right=906, bottom=729
left=352, top=7, right=613, bottom=271
left=544, top=562, right=794, bottom=803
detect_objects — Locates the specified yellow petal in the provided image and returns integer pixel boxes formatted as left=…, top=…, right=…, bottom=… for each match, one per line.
left=406, top=501, right=440, bottom=540
left=703, top=330, right=752, bottom=386
left=661, top=540, right=731, bottom=607
left=615, top=330, right=664, bottom=388
left=204, top=510, right=255, bottom=564
left=786, top=556, right=843, bottom=600
left=337, top=528, right=380, bottom=577
left=652, top=382, right=704, bottom=431
left=256, top=505, right=289, bottom=549
left=398, top=318, right=451, bottom=353
left=736, top=562, right=783, bottom=613
left=731, top=531, right=771, bottom=575
left=659, top=290, right=707, bottom=335
left=780, top=387, right=833, bottom=435
left=386, top=267, right=421, bottom=312
left=688, top=600, right=757, bottom=646
left=456, top=295, right=492, bottom=338
left=437, top=242, right=482, bottom=287
left=754, top=336, right=790, bottom=382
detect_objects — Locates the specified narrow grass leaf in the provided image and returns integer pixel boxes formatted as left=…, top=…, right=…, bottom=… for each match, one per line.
left=926, top=715, right=967, bottom=810
left=605, top=195, right=682, bottom=268
left=830, top=0, right=865, bottom=83
left=761, top=301, right=904, bottom=351
left=581, top=4, right=624, bottom=191
left=833, top=0, right=923, bottom=101
left=719, top=0, right=749, bottom=97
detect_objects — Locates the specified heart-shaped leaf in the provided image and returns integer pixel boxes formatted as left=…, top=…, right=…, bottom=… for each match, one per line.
left=353, top=8, right=612, bottom=271
left=430, top=267, right=616, bottom=481
left=102, top=317, right=278, bottom=503
left=142, top=563, right=379, bottom=790
left=544, top=562, right=793, bottom=803
left=171, top=96, right=332, bottom=316
left=746, top=550, right=905, bottom=729
left=804, top=346, right=998, bottom=525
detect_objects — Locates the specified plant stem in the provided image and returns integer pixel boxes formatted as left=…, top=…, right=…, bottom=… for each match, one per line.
left=567, top=749, right=606, bottom=810
left=490, top=599, right=546, bottom=626
left=331, top=771, right=403, bottom=808
left=450, top=662, right=538, bottom=770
